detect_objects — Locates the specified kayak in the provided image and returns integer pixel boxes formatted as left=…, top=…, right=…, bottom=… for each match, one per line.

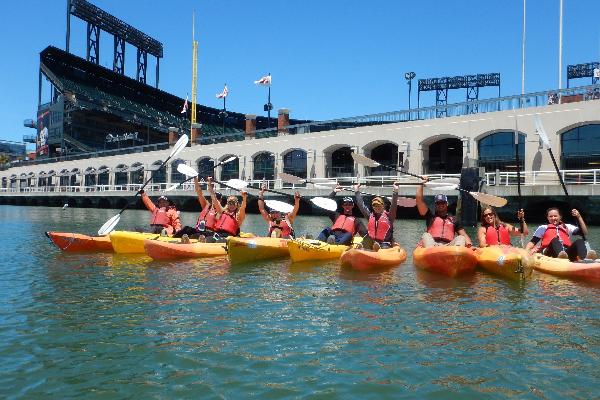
left=109, top=231, right=177, bottom=254
left=340, top=245, right=407, bottom=271
left=227, top=236, right=289, bottom=265
left=533, top=253, right=600, bottom=282
left=287, top=237, right=362, bottom=263
left=413, top=245, right=478, bottom=277
left=475, top=245, right=534, bottom=281
left=46, top=231, right=113, bottom=252
left=144, top=239, right=227, bottom=260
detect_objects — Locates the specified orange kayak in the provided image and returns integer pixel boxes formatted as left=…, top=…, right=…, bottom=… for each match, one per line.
left=340, top=245, right=407, bottom=271
left=413, top=245, right=478, bottom=277
left=533, top=253, right=600, bottom=282
left=144, top=239, right=227, bottom=260
left=45, top=231, right=113, bottom=252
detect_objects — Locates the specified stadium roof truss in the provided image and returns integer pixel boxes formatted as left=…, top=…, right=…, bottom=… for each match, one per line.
left=567, top=62, right=600, bottom=88
left=418, top=73, right=501, bottom=117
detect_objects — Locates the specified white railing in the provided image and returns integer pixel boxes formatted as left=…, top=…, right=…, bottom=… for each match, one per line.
left=485, top=169, right=599, bottom=186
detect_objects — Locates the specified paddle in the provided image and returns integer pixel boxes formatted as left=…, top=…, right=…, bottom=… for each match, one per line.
left=165, top=156, right=238, bottom=191
left=434, top=184, right=508, bottom=208
left=332, top=184, right=418, bottom=208
left=98, top=134, right=189, bottom=235
left=515, top=117, right=525, bottom=245
left=534, top=115, right=587, bottom=242
left=351, top=152, right=425, bottom=180
left=278, top=172, right=337, bottom=188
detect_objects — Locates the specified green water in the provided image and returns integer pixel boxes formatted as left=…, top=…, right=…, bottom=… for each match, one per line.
left=1, top=205, right=599, bottom=399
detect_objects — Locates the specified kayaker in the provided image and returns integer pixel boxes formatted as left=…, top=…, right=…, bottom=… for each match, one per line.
left=317, top=185, right=366, bottom=245
left=139, top=190, right=181, bottom=236
left=173, top=176, right=223, bottom=243
left=207, top=177, right=247, bottom=242
left=477, top=206, right=528, bottom=247
left=525, top=207, right=596, bottom=261
left=257, top=184, right=300, bottom=239
left=416, top=180, right=472, bottom=247
left=355, top=182, right=399, bottom=251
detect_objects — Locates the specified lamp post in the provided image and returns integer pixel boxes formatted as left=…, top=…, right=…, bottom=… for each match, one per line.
left=404, top=72, right=416, bottom=118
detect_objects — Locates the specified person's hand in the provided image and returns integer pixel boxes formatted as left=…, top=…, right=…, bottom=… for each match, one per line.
left=138, top=188, right=145, bottom=195
left=193, top=176, right=199, bottom=184
left=572, top=209, right=581, bottom=218
left=465, top=240, right=473, bottom=248
left=207, top=177, right=214, bottom=192
left=241, top=190, right=247, bottom=199
left=259, top=184, right=266, bottom=198
left=421, top=175, right=430, bottom=183
left=392, top=182, right=399, bottom=193
left=334, top=184, right=343, bottom=193
left=294, top=191, right=300, bottom=200
left=517, top=209, right=525, bottom=220
left=354, top=183, right=361, bottom=191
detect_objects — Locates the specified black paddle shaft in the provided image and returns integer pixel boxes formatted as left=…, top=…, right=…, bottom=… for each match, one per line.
left=547, top=147, right=586, bottom=241
left=515, top=129, right=524, bottom=233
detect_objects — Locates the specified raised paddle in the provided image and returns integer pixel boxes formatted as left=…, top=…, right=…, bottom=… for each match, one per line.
left=333, top=185, right=418, bottom=208
left=514, top=116, right=525, bottom=245
left=98, top=134, right=189, bottom=235
left=278, top=172, right=337, bottom=187
left=534, top=115, right=587, bottom=242
left=351, top=152, right=425, bottom=180
left=165, top=156, right=238, bottom=191
left=434, top=184, right=508, bottom=208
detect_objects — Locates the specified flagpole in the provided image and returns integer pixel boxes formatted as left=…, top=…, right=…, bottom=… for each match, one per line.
left=222, top=84, right=226, bottom=134
left=267, top=73, right=272, bottom=128
left=521, top=0, right=526, bottom=95
left=558, top=0, right=563, bottom=90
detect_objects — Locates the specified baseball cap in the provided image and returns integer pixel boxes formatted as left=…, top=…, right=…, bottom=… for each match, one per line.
left=215, top=191, right=222, bottom=200
left=371, top=197, right=385, bottom=206
left=342, top=197, right=354, bottom=204
left=158, top=195, right=168, bottom=202
left=434, top=194, right=448, bottom=203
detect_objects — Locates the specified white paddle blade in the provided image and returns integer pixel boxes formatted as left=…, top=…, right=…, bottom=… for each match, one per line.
left=177, top=163, right=198, bottom=177
left=169, top=134, right=189, bottom=158
left=310, top=197, right=338, bottom=212
left=164, top=183, right=180, bottom=192
left=312, top=184, right=332, bottom=190
left=469, top=191, right=508, bottom=208
left=265, top=199, right=295, bottom=214
left=351, top=152, right=380, bottom=168
left=279, top=172, right=305, bottom=184
left=225, top=179, right=248, bottom=190
left=534, top=116, right=551, bottom=148
left=98, top=214, right=121, bottom=236
left=222, top=155, right=238, bottom=164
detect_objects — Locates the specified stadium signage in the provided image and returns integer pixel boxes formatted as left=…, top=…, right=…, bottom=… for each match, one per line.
left=105, top=132, right=142, bottom=143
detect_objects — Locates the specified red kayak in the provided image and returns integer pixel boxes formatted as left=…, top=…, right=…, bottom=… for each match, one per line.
left=46, top=231, right=114, bottom=252
left=413, top=245, right=478, bottom=277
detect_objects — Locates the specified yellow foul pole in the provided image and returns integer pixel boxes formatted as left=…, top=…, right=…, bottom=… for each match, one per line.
left=191, top=11, right=198, bottom=128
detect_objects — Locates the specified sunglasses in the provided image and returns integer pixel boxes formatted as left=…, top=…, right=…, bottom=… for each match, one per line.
left=435, top=201, right=447, bottom=205
left=483, top=212, right=495, bottom=217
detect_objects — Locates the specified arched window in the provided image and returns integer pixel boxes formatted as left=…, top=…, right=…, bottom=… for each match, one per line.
left=170, top=159, right=187, bottom=184
left=478, top=132, right=525, bottom=172
left=561, top=124, right=600, bottom=169
left=59, top=169, right=69, bottom=186
left=97, top=166, right=109, bottom=186
left=128, top=163, right=144, bottom=185
left=253, top=152, right=275, bottom=182
left=220, top=155, right=239, bottom=181
left=369, top=143, right=399, bottom=176
left=197, top=158, right=215, bottom=181
left=283, top=150, right=307, bottom=185
left=150, top=161, right=166, bottom=184
left=427, top=138, right=463, bottom=174
left=84, top=167, right=97, bottom=186
left=70, top=168, right=80, bottom=186
left=328, top=147, right=354, bottom=177
left=37, top=172, right=46, bottom=187
left=113, top=164, right=128, bottom=185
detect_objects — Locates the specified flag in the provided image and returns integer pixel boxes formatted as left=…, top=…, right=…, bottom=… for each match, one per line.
left=254, top=74, right=271, bottom=86
left=216, top=85, right=229, bottom=99
left=180, top=95, right=188, bottom=114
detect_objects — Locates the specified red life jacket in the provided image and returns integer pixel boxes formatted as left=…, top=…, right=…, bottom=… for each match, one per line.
left=540, top=223, right=572, bottom=249
left=196, top=205, right=217, bottom=231
left=367, top=211, right=392, bottom=241
left=268, top=218, right=293, bottom=238
left=214, top=211, right=239, bottom=236
left=331, top=214, right=356, bottom=234
left=150, top=207, right=171, bottom=227
left=427, top=215, right=456, bottom=243
left=485, top=224, right=511, bottom=246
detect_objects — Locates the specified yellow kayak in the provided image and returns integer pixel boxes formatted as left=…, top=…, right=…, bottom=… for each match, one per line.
left=475, top=245, right=534, bottom=281
left=109, top=231, right=184, bottom=254
left=287, top=237, right=362, bottom=263
left=227, top=236, right=289, bottom=265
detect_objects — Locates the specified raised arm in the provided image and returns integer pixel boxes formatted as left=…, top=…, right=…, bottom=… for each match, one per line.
left=354, top=184, right=370, bottom=218
left=140, top=191, right=156, bottom=212
left=208, top=177, right=223, bottom=214
left=287, top=191, right=301, bottom=224
left=236, top=191, right=248, bottom=227
left=510, top=209, right=529, bottom=236
left=194, top=177, right=208, bottom=209
left=416, top=178, right=428, bottom=216
left=257, top=185, right=270, bottom=223
left=572, top=209, right=588, bottom=237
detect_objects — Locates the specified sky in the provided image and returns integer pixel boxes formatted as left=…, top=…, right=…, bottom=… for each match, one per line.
left=1, top=0, right=600, bottom=147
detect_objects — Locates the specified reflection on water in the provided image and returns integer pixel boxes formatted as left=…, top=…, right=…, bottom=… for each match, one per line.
left=1, top=205, right=600, bottom=398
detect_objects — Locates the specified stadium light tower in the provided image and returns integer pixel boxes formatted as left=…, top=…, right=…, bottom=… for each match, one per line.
left=405, top=72, right=416, bottom=115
